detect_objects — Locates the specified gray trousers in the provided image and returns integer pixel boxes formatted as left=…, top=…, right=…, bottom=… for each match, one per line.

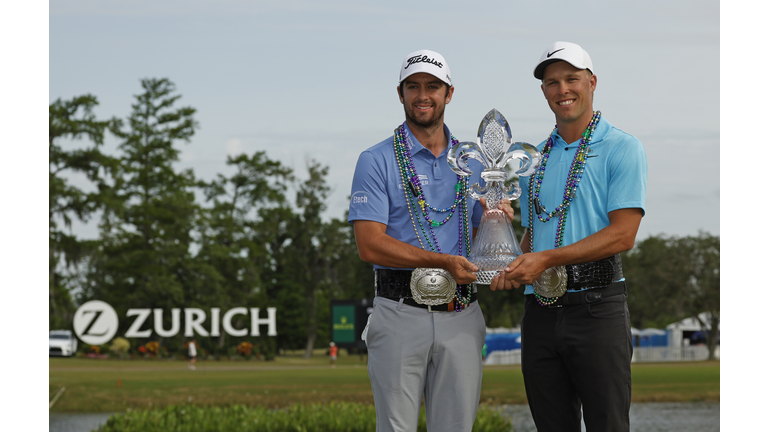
left=365, top=296, right=486, bottom=432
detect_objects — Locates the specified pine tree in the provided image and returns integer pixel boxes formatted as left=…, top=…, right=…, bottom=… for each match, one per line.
left=49, top=94, right=112, bottom=329
left=86, top=78, right=199, bottom=346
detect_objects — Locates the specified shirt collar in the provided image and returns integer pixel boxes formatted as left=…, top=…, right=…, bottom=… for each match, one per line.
left=402, top=122, right=452, bottom=157
left=553, top=115, right=611, bottom=147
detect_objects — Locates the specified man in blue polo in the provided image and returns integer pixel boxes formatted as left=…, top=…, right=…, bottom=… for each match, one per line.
left=490, top=41, right=647, bottom=431
left=349, top=49, right=485, bottom=432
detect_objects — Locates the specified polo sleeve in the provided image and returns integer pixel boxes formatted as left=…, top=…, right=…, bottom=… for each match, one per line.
left=607, top=136, right=648, bottom=215
left=348, top=149, right=391, bottom=225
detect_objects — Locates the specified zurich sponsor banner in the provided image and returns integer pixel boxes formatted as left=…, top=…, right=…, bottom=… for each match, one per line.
left=73, top=300, right=119, bottom=345
left=73, top=300, right=277, bottom=345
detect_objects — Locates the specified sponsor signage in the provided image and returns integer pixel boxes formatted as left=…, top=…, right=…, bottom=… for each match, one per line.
left=73, top=300, right=277, bottom=345
left=73, top=300, right=119, bottom=345
left=332, top=305, right=356, bottom=343
left=329, top=299, right=372, bottom=350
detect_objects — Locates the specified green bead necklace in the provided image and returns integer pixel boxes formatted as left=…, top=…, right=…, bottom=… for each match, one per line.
left=393, top=123, right=473, bottom=311
left=528, top=111, right=601, bottom=306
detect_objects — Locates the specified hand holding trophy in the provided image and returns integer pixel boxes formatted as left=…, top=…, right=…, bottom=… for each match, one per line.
left=448, top=109, right=541, bottom=284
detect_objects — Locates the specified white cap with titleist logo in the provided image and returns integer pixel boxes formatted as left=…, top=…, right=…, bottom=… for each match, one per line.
left=399, top=49, right=452, bottom=86
left=533, top=41, right=594, bottom=80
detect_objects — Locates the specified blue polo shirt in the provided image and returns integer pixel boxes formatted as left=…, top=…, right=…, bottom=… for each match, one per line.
left=348, top=123, right=484, bottom=270
left=519, top=117, right=647, bottom=294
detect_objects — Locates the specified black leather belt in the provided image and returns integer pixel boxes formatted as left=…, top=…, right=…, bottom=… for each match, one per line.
left=374, top=269, right=477, bottom=312
left=565, top=254, right=623, bottom=290
left=528, top=280, right=626, bottom=308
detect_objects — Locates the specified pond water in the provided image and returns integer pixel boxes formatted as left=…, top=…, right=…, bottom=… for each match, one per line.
left=500, top=402, right=720, bottom=432
left=50, top=402, right=720, bottom=432
left=49, top=412, right=112, bottom=432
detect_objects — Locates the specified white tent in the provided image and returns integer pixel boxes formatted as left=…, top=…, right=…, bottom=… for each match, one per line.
left=666, top=312, right=719, bottom=347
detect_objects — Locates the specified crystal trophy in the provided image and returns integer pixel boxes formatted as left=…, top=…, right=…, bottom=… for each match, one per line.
left=448, top=109, right=541, bottom=284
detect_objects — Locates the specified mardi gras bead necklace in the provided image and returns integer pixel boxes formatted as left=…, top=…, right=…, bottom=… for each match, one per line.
left=528, top=111, right=601, bottom=306
left=393, top=123, right=473, bottom=311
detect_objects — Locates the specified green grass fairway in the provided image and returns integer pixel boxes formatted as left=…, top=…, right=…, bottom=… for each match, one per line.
left=49, top=356, right=719, bottom=412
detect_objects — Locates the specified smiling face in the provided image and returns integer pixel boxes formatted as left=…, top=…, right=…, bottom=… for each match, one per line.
left=540, top=60, right=597, bottom=128
left=398, top=72, right=454, bottom=131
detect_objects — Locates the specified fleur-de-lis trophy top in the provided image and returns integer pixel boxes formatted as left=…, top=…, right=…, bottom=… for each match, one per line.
left=448, top=109, right=542, bottom=284
left=448, top=109, right=541, bottom=208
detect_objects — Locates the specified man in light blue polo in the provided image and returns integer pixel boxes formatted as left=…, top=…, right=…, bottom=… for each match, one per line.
left=491, top=41, right=647, bottom=431
left=349, top=49, right=485, bottom=432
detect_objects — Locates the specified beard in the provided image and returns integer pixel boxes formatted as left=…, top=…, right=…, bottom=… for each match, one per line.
left=403, top=103, right=446, bottom=131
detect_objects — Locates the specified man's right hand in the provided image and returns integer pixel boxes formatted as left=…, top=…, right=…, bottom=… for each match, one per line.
left=444, top=254, right=479, bottom=285
left=480, top=197, right=515, bottom=221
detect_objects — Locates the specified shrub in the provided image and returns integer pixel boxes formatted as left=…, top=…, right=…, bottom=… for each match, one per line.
left=237, top=342, right=254, bottom=356
left=95, top=403, right=511, bottom=432
left=258, top=337, right=276, bottom=361
left=145, top=341, right=160, bottom=356
left=110, top=338, right=131, bottom=357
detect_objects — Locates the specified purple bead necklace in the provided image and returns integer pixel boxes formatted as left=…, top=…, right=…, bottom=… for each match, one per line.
left=527, top=111, right=601, bottom=306
left=528, top=111, right=600, bottom=251
left=393, top=123, right=472, bottom=312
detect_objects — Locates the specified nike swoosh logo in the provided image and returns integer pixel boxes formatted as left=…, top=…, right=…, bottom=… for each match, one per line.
left=547, top=48, right=564, bottom=58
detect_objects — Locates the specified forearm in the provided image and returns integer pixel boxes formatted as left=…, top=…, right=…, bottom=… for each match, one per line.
left=495, top=208, right=642, bottom=289
left=536, top=222, right=635, bottom=268
left=356, top=227, right=452, bottom=269
left=354, top=220, right=478, bottom=284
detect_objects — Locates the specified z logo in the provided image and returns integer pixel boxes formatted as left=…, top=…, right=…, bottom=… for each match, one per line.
left=73, top=300, right=119, bottom=345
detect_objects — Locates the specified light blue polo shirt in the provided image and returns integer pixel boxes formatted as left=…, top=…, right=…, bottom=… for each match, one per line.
left=519, top=117, right=647, bottom=294
left=348, top=123, right=484, bottom=270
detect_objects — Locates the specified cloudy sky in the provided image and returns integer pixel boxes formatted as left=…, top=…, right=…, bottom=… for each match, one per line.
left=47, top=0, right=719, bottom=242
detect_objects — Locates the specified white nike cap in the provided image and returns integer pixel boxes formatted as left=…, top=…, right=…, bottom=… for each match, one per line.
left=399, top=49, right=452, bottom=86
left=533, top=41, right=594, bottom=80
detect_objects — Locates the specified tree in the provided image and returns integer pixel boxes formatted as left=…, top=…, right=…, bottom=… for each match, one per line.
left=85, top=78, right=199, bottom=346
left=196, top=151, right=293, bottom=350
left=49, top=94, right=112, bottom=329
left=622, top=235, right=688, bottom=329
left=326, top=212, right=374, bottom=302
left=260, top=160, right=362, bottom=357
left=623, top=232, right=720, bottom=359
left=287, top=161, right=333, bottom=358
left=677, top=232, right=720, bottom=360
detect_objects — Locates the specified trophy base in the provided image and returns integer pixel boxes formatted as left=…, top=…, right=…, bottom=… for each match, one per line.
left=471, top=254, right=518, bottom=285
left=475, top=270, right=500, bottom=285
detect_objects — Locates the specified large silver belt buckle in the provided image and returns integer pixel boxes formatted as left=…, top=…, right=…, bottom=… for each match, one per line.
left=410, top=268, right=456, bottom=306
left=532, top=266, right=568, bottom=298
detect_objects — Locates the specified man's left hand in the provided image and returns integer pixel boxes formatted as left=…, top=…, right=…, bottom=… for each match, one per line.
left=489, top=252, right=549, bottom=291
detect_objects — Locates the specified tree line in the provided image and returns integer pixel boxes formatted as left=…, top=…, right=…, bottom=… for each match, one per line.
left=50, top=78, right=719, bottom=358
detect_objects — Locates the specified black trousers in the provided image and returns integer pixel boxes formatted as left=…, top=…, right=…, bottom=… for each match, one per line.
left=521, top=283, right=632, bottom=432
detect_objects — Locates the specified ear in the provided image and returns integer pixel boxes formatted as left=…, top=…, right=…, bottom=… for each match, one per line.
left=397, top=85, right=404, bottom=104
left=445, top=86, right=455, bottom=104
left=589, top=74, right=597, bottom=92
left=541, top=83, right=545, bottom=97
